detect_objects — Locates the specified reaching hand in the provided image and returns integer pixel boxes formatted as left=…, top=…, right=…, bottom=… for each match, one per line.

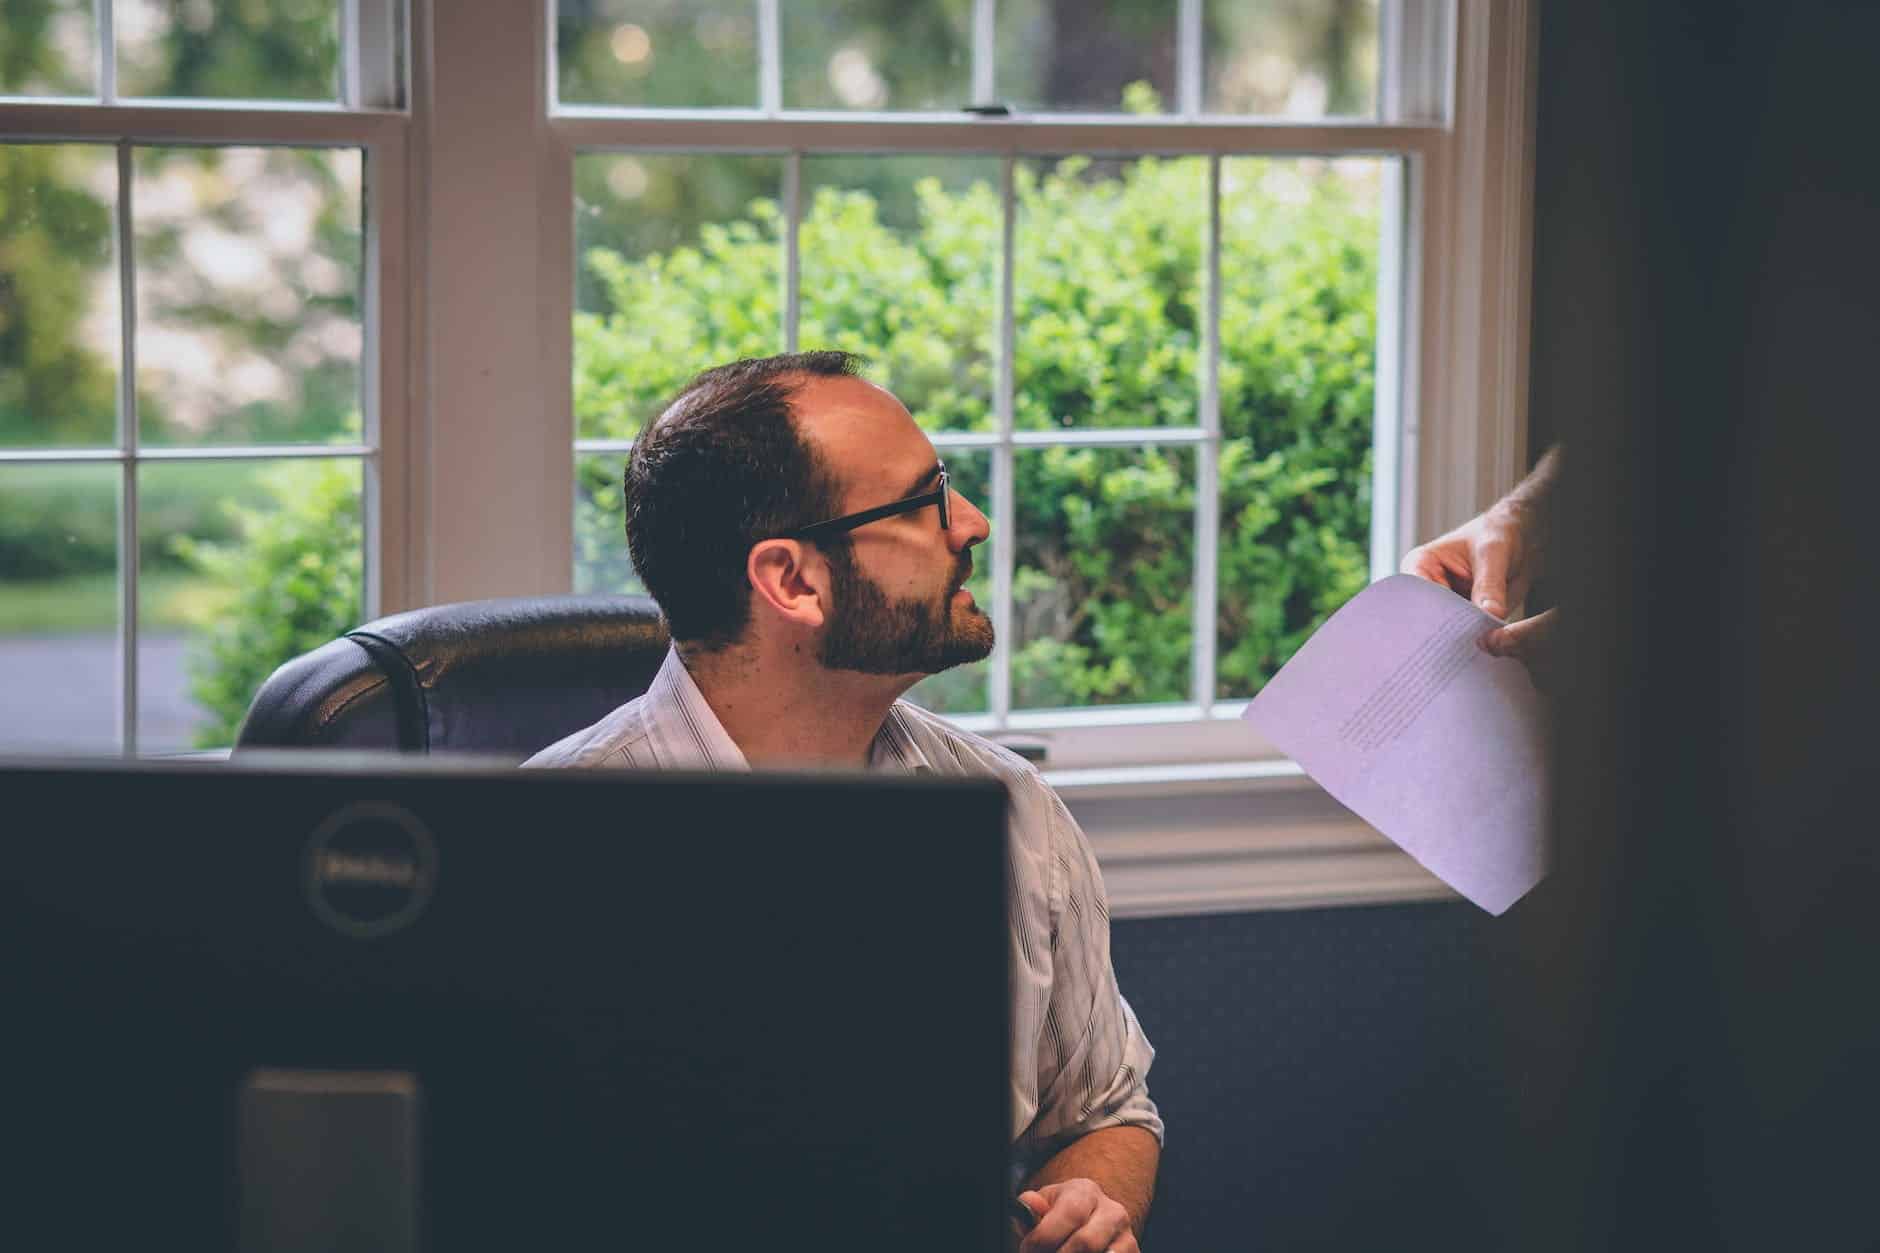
left=1402, top=444, right=1560, bottom=620
left=1399, top=502, right=1539, bottom=621
left=1015, top=1178, right=1140, bottom=1253
left=1403, top=446, right=1562, bottom=687
left=1482, top=606, right=1558, bottom=691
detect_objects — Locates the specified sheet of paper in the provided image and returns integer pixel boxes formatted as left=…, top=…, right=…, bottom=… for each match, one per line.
left=1244, top=574, right=1549, bottom=914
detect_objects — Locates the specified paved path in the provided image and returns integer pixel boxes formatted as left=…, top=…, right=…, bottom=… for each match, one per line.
left=0, top=632, right=206, bottom=754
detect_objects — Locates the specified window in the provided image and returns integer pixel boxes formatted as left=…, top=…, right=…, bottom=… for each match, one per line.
left=547, top=0, right=1532, bottom=772
left=0, top=0, right=408, bottom=754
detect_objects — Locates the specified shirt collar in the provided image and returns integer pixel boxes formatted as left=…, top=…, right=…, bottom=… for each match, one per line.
left=650, top=646, right=934, bottom=774
left=644, top=646, right=749, bottom=771
left=869, top=702, right=936, bottom=774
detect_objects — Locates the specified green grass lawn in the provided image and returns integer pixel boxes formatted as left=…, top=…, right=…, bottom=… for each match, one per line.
left=0, top=571, right=233, bottom=635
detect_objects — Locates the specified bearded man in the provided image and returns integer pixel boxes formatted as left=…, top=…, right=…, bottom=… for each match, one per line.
left=526, top=351, right=1162, bottom=1252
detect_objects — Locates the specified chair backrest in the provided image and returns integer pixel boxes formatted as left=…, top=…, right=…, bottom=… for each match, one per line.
left=234, top=595, right=670, bottom=759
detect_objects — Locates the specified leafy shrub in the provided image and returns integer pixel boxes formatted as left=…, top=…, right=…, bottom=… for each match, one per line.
left=173, top=459, right=362, bottom=746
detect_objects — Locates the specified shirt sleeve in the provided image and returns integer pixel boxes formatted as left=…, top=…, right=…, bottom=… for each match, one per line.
left=1017, top=780, right=1164, bottom=1168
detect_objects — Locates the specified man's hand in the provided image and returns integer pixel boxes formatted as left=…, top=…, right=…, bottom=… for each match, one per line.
left=1015, top=1178, right=1139, bottom=1253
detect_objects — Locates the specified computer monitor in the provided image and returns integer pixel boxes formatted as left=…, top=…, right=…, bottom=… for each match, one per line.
left=2, top=755, right=1011, bottom=1251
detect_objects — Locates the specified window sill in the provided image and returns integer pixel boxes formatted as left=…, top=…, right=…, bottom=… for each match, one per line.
left=1052, top=761, right=1454, bottom=919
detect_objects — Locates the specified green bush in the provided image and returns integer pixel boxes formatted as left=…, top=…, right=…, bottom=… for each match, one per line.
left=173, top=460, right=362, bottom=747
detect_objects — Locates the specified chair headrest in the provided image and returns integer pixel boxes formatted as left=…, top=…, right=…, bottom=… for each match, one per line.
left=235, top=595, right=670, bottom=759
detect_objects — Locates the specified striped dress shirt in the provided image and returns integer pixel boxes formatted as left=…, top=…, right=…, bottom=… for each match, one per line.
left=524, top=646, right=1164, bottom=1168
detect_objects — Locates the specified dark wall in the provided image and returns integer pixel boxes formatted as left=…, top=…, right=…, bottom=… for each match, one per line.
left=1112, top=902, right=1522, bottom=1250
left=1516, top=3, right=1880, bottom=1250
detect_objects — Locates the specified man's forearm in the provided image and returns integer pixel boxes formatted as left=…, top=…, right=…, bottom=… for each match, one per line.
left=1027, top=1125, right=1161, bottom=1237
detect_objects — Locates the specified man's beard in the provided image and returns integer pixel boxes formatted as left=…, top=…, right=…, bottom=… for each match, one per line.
left=818, top=546, right=995, bottom=676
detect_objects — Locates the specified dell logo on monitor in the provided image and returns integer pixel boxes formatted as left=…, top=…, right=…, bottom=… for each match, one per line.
left=303, top=801, right=438, bottom=939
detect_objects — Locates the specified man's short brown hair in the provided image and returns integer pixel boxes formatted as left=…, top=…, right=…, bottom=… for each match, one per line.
left=624, top=350, right=864, bottom=649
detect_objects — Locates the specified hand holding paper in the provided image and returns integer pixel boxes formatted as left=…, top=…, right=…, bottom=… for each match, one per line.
left=1244, top=575, right=1550, bottom=914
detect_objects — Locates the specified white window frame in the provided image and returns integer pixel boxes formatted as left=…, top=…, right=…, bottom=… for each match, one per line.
left=0, top=0, right=417, bottom=756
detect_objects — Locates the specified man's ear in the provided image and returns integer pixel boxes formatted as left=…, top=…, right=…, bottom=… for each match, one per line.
left=747, top=538, right=828, bottom=630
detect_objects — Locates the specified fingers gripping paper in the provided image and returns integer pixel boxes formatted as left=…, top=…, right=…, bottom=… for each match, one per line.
left=1244, top=574, right=1550, bottom=914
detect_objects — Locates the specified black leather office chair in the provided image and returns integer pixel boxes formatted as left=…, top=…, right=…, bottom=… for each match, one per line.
left=234, top=595, right=670, bottom=759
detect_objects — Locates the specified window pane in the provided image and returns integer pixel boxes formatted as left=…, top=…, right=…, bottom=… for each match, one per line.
left=133, top=146, right=363, bottom=448
left=905, top=447, right=991, bottom=715
left=999, top=0, right=1175, bottom=113
left=1014, top=155, right=1204, bottom=431
left=556, top=0, right=758, bottom=109
left=1012, top=444, right=1194, bottom=710
left=1, top=143, right=119, bottom=449
left=138, top=457, right=362, bottom=752
left=1215, top=157, right=1385, bottom=700
left=116, top=0, right=340, bottom=102
left=575, top=452, right=640, bottom=596
left=0, top=0, right=96, bottom=97
left=0, top=463, right=120, bottom=754
left=574, top=153, right=784, bottom=443
left=799, top=156, right=998, bottom=433
left=1207, top=0, right=1380, bottom=117
left=782, top=0, right=972, bottom=111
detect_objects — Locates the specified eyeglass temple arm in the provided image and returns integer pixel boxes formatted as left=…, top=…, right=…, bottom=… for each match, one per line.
left=789, top=485, right=947, bottom=540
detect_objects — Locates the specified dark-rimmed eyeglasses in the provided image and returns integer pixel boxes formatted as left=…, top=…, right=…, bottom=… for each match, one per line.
left=784, top=462, right=950, bottom=541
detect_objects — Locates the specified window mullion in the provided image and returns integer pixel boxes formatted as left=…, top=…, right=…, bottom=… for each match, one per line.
left=114, top=138, right=137, bottom=755
left=758, top=0, right=781, bottom=114
left=1178, top=0, right=1203, bottom=118
left=341, top=0, right=358, bottom=107
left=1370, top=157, right=1409, bottom=579
left=971, top=0, right=996, bottom=106
left=1192, top=154, right=1221, bottom=711
left=990, top=155, right=1016, bottom=729
left=97, top=0, right=116, bottom=104
left=783, top=151, right=801, bottom=352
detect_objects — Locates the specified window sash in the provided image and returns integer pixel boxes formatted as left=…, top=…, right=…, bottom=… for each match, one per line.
left=544, top=3, right=1532, bottom=776
left=0, top=102, right=410, bottom=754
left=567, top=136, right=1410, bottom=737
left=552, top=0, right=1398, bottom=124
left=0, top=0, right=402, bottom=110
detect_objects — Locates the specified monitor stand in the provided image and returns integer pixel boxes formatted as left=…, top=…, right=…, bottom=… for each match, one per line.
left=238, top=1069, right=419, bottom=1253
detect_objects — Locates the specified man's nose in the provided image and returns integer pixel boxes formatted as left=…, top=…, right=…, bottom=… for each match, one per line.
left=950, top=490, right=991, bottom=547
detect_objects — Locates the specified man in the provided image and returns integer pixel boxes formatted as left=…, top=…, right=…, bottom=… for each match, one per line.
left=527, top=351, right=1162, bottom=1253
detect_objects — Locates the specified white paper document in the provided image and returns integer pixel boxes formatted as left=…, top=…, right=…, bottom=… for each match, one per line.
left=1243, top=574, right=1550, bottom=914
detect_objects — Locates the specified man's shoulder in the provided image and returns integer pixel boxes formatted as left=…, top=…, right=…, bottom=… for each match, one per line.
left=521, top=694, right=652, bottom=769
left=890, top=700, right=1054, bottom=798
